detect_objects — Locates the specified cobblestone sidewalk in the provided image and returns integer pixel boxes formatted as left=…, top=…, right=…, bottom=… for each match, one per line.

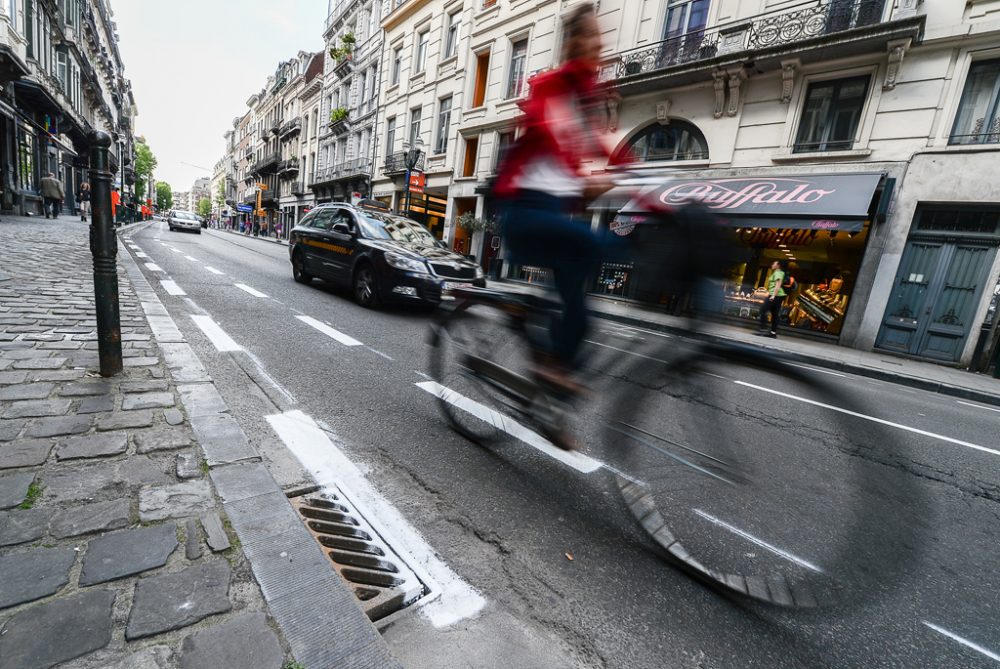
left=0, top=216, right=291, bottom=668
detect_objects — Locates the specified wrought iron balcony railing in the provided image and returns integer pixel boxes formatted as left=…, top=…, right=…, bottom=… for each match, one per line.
left=383, top=150, right=425, bottom=175
left=279, top=117, right=302, bottom=139
left=614, top=0, right=887, bottom=80
left=252, top=152, right=281, bottom=174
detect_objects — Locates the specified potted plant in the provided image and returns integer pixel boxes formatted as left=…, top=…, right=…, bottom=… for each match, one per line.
left=456, top=211, right=498, bottom=233
left=330, top=107, right=349, bottom=123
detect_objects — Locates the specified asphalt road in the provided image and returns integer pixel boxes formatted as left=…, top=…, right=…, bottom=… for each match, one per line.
left=123, top=221, right=1000, bottom=669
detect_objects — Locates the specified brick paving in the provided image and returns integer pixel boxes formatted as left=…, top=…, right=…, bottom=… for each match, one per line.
left=0, top=216, right=289, bottom=669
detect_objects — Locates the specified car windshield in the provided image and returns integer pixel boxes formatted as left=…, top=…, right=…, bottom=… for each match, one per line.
left=173, top=211, right=199, bottom=221
left=357, top=211, right=441, bottom=246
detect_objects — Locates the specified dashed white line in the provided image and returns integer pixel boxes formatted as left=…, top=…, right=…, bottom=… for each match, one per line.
left=923, top=621, right=1000, bottom=663
left=784, top=362, right=847, bottom=378
left=189, top=315, right=242, bottom=352
left=204, top=266, right=225, bottom=275
left=234, top=283, right=268, bottom=298
left=135, top=252, right=149, bottom=258
left=735, top=380, right=1000, bottom=457
left=957, top=400, right=1000, bottom=414
left=366, top=346, right=394, bottom=361
left=692, top=508, right=824, bottom=573
left=295, top=315, right=362, bottom=347
left=184, top=255, right=198, bottom=262
left=145, top=263, right=164, bottom=272
left=415, top=381, right=603, bottom=474
left=160, top=280, right=186, bottom=296
left=584, top=339, right=669, bottom=364
left=170, top=248, right=183, bottom=254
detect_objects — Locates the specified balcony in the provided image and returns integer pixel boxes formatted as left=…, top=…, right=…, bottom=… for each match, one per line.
left=258, top=129, right=270, bottom=142
left=278, top=158, right=300, bottom=179
left=329, top=109, right=351, bottom=136
left=291, top=181, right=306, bottom=196
left=383, top=151, right=425, bottom=175
left=610, top=0, right=923, bottom=94
left=332, top=158, right=372, bottom=181
left=252, top=152, right=281, bottom=174
left=279, top=117, right=302, bottom=139
left=333, top=53, right=354, bottom=79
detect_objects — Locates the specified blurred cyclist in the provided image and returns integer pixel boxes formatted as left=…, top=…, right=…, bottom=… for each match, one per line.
left=495, top=2, right=617, bottom=401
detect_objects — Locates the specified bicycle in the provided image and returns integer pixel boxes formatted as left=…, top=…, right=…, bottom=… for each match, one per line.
left=427, top=202, right=926, bottom=611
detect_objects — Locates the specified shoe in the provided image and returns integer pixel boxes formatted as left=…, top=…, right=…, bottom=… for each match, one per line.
left=768, top=331, right=777, bottom=338
left=530, top=359, right=589, bottom=397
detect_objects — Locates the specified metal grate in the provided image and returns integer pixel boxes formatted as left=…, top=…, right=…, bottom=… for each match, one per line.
left=290, top=490, right=425, bottom=620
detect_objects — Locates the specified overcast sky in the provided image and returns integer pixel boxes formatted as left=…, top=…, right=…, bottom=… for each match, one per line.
left=112, top=0, right=326, bottom=191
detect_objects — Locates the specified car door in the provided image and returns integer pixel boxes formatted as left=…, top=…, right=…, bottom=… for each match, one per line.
left=298, top=209, right=337, bottom=278
left=326, top=209, right=359, bottom=284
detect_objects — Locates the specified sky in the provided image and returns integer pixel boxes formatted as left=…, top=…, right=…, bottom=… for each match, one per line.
left=112, top=0, right=327, bottom=192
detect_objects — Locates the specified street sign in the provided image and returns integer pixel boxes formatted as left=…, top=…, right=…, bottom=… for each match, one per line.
left=236, top=204, right=253, bottom=213
left=257, top=183, right=268, bottom=190
left=409, top=172, right=425, bottom=195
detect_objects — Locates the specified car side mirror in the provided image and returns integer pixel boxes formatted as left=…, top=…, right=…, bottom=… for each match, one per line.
left=332, top=223, right=352, bottom=235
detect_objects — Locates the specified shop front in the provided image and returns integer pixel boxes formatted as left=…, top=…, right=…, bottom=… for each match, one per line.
left=599, top=173, right=888, bottom=338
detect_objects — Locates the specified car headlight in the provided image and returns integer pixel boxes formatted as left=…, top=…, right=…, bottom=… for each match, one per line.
left=384, top=252, right=428, bottom=274
left=474, top=265, right=485, bottom=279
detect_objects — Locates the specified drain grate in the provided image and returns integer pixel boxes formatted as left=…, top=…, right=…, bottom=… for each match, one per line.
left=290, top=489, right=425, bottom=620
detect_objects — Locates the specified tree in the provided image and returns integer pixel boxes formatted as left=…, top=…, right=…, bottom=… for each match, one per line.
left=197, top=197, right=212, bottom=218
left=134, top=140, right=157, bottom=199
left=214, top=179, right=226, bottom=209
left=156, top=182, right=172, bottom=211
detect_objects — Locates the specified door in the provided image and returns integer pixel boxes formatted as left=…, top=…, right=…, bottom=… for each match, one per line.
left=326, top=208, right=358, bottom=283
left=877, top=241, right=996, bottom=362
left=299, top=209, right=336, bottom=279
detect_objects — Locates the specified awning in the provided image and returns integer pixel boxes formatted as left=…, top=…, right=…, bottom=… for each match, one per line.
left=616, top=173, right=883, bottom=232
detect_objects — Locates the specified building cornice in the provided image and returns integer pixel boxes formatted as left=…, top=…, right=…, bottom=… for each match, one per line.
left=383, top=0, right=432, bottom=32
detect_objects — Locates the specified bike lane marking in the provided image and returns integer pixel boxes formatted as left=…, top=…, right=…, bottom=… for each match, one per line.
left=204, top=266, right=225, bottom=275
left=922, top=621, right=1000, bottom=663
left=692, top=509, right=824, bottom=573
left=190, top=315, right=242, bottom=352
left=160, top=280, right=186, bottom=296
left=415, top=381, right=603, bottom=475
left=295, top=315, right=363, bottom=347
left=145, top=263, right=164, bottom=272
left=234, top=283, right=268, bottom=298
left=956, top=400, right=1000, bottom=414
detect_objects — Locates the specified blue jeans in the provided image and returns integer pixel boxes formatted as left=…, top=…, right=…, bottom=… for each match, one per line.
left=500, top=191, right=624, bottom=366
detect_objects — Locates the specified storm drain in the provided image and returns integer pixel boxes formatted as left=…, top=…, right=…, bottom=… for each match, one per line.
left=290, top=489, right=426, bottom=620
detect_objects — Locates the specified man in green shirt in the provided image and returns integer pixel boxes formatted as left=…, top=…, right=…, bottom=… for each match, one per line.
left=757, top=260, right=787, bottom=338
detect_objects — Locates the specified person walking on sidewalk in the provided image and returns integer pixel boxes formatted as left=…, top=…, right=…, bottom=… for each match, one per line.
left=757, top=260, right=788, bottom=338
left=40, top=172, right=64, bottom=219
left=77, top=182, right=92, bottom=221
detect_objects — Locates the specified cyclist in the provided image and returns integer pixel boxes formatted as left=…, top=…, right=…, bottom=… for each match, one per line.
left=494, top=2, right=618, bottom=408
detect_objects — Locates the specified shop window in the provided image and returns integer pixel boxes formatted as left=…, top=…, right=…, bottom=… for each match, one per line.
left=462, top=136, right=479, bottom=177
left=950, top=58, right=1000, bottom=145
left=616, top=120, right=708, bottom=163
left=794, top=75, right=870, bottom=153
left=472, top=50, right=490, bottom=107
left=506, top=39, right=528, bottom=99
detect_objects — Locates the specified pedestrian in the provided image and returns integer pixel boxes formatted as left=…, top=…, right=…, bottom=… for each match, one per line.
left=756, top=260, right=788, bottom=338
left=76, top=181, right=92, bottom=222
left=111, top=186, right=121, bottom=226
left=39, top=172, right=64, bottom=219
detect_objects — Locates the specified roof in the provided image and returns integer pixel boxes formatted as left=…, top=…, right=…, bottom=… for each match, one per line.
left=303, top=52, right=324, bottom=84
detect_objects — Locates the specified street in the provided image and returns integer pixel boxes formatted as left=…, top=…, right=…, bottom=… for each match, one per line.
left=125, top=219, right=1000, bottom=669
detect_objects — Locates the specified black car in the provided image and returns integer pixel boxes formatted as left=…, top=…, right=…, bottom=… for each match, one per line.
left=288, top=202, right=486, bottom=308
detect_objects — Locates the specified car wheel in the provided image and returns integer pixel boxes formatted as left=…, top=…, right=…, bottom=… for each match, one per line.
left=195, top=230, right=201, bottom=235
left=292, top=251, right=312, bottom=284
left=353, top=263, right=380, bottom=309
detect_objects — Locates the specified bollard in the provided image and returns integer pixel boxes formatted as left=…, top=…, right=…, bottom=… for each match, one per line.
left=88, top=131, right=123, bottom=377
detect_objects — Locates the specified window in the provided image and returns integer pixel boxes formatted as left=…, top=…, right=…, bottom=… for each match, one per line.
left=391, top=47, right=402, bottom=85
left=951, top=58, right=1000, bottom=145
left=56, top=50, right=67, bottom=88
left=444, top=11, right=460, bottom=59
left=472, top=50, right=490, bottom=107
left=462, top=136, right=479, bottom=177
left=409, top=108, right=421, bottom=146
left=308, top=209, right=335, bottom=230
left=386, top=116, right=397, bottom=154
left=495, top=130, right=515, bottom=172
left=415, top=31, right=429, bottom=73
left=506, top=39, right=528, bottom=99
left=794, top=75, right=870, bottom=153
left=436, top=96, right=453, bottom=154
left=616, top=121, right=709, bottom=162
left=8, top=0, right=17, bottom=30
left=664, top=0, right=709, bottom=39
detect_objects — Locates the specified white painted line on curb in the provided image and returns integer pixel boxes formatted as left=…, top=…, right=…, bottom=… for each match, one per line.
left=204, top=266, right=225, bottom=275
left=145, top=263, right=164, bottom=272
left=160, top=280, right=186, bottom=296
left=267, top=410, right=486, bottom=628
left=692, top=509, right=824, bottom=573
left=295, top=315, right=362, bottom=347
left=957, top=400, right=1000, bottom=414
left=416, top=381, right=603, bottom=474
left=190, top=315, right=242, bottom=352
left=234, top=283, right=268, bottom=298
left=735, top=380, right=1000, bottom=457
left=923, top=621, right=1000, bottom=663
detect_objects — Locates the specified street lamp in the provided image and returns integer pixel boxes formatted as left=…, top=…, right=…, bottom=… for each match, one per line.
left=401, top=137, right=424, bottom=217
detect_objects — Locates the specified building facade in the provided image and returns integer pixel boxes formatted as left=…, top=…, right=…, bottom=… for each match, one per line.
left=0, top=0, right=137, bottom=216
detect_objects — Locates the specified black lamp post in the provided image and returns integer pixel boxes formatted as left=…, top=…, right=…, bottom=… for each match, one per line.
left=401, top=137, right=424, bottom=217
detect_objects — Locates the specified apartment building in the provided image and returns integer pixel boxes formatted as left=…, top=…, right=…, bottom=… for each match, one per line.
left=310, top=0, right=385, bottom=205
left=0, top=0, right=137, bottom=215
left=276, top=51, right=322, bottom=233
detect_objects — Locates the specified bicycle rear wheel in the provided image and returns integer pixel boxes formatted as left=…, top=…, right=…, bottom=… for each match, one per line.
left=600, top=341, right=925, bottom=610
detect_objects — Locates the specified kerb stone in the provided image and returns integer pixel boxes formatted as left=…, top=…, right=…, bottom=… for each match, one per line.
left=79, top=522, right=178, bottom=585
left=125, top=561, right=232, bottom=640
left=178, top=612, right=283, bottom=669
left=50, top=498, right=131, bottom=538
left=138, top=480, right=213, bottom=522
left=0, top=546, right=76, bottom=608
left=0, top=589, right=115, bottom=668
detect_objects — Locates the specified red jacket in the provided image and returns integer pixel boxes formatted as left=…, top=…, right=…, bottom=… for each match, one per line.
left=494, top=59, right=614, bottom=198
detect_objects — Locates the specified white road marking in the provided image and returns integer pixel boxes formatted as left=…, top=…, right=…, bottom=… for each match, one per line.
left=234, top=283, right=268, bottom=298
left=170, top=248, right=183, bottom=254
left=784, top=362, right=847, bottom=378
left=617, top=324, right=673, bottom=339
left=692, top=509, right=824, bottom=573
left=957, top=400, right=1000, bottom=414
left=735, top=380, right=1000, bottom=457
left=189, top=315, right=242, bottom=352
left=416, top=381, right=603, bottom=474
left=295, top=315, right=362, bottom=347
left=135, top=252, right=149, bottom=258
left=266, top=410, right=486, bottom=628
left=160, top=280, right=186, bottom=296
left=584, top=339, right=670, bottom=364
left=204, top=266, right=225, bottom=275
left=145, top=263, right=164, bottom=272
left=184, top=255, right=198, bottom=262
left=923, top=621, right=1000, bottom=663
left=366, top=346, right=394, bottom=361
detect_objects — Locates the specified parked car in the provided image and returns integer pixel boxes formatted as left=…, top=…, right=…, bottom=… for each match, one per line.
left=288, top=202, right=485, bottom=308
left=168, top=210, right=202, bottom=234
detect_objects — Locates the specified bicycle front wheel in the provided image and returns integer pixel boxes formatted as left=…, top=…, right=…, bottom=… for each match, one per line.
left=601, top=341, right=926, bottom=610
